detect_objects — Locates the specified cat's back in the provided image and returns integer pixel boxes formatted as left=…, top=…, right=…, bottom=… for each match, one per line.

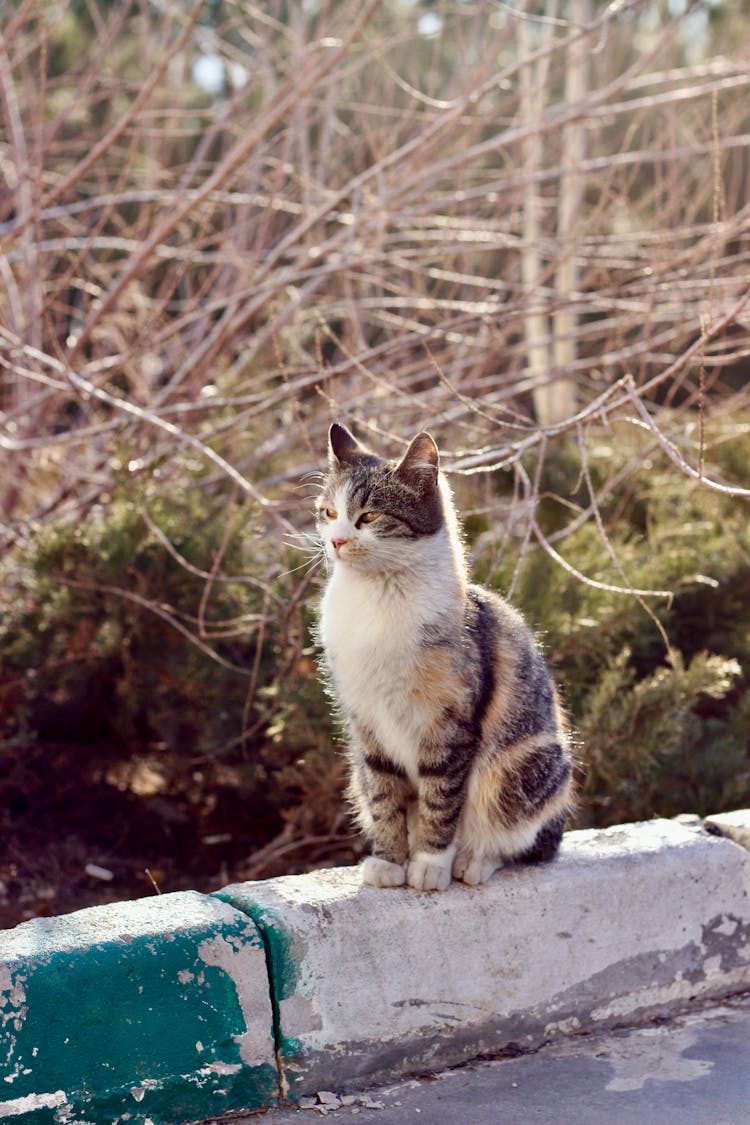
left=463, top=582, right=564, bottom=741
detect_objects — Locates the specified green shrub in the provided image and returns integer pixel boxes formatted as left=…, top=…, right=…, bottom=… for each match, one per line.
left=0, top=466, right=337, bottom=870
left=474, top=416, right=750, bottom=827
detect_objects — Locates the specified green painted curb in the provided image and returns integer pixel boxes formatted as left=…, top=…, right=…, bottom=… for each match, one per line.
left=214, top=892, right=304, bottom=1072
left=214, top=882, right=327, bottom=1099
left=0, top=891, right=279, bottom=1123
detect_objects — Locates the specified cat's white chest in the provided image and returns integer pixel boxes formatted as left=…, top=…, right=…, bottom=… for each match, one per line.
left=321, top=567, right=421, bottom=693
left=320, top=568, right=429, bottom=777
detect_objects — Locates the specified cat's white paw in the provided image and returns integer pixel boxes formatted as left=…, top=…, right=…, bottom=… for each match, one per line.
left=361, top=856, right=406, bottom=888
left=406, top=851, right=453, bottom=892
left=453, top=851, right=500, bottom=886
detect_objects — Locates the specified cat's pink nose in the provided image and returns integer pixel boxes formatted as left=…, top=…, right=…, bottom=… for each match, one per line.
left=332, top=537, right=349, bottom=554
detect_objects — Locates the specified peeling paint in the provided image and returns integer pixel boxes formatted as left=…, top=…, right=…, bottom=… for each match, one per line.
left=0, top=1089, right=67, bottom=1116
left=701, top=913, right=750, bottom=972
left=196, top=1060, right=242, bottom=1077
left=545, top=1016, right=581, bottom=1036
left=198, top=934, right=275, bottom=1069
left=713, top=916, right=740, bottom=937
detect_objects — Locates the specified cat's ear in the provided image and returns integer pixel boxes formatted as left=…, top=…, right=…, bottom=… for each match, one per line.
left=328, top=422, right=366, bottom=467
left=393, top=432, right=439, bottom=484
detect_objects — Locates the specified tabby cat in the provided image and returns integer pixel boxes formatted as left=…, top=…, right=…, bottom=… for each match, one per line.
left=316, top=423, right=573, bottom=892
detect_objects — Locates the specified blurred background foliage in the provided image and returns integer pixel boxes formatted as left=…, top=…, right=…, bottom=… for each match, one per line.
left=2, top=0, right=750, bottom=922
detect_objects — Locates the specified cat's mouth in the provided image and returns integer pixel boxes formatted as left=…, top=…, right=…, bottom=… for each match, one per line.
left=332, top=540, right=368, bottom=562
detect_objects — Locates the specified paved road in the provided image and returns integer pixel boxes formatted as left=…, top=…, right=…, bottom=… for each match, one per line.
left=226, top=996, right=750, bottom=1124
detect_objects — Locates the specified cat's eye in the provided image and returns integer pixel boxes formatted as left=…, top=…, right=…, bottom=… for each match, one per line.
left=323, top=507, right=337, bottom=520
left=357, top=511, right=380, bottom=526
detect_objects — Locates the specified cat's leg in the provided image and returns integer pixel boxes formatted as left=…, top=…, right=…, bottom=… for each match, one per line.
left=407, top=761, right=470, bottom=892
left=356, top=741, right=412, bottom=888
left=405, top=800, right=420, bottom=853
left=451, top=786, right=502, bottom=887
left=404, top=799, right=458, bottom=889
left=452, top=810, right=567, bottom=884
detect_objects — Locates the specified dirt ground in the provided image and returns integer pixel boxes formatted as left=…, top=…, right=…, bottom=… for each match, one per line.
left=0, top=744, right=360, bottom=930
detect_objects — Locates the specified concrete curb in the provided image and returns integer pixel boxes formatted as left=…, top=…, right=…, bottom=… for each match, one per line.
left=217, top=816, right=750, bottom=1097
left=2, top=813, right=749, bottom=1122
left=0, top=891, right=278, bottom=1124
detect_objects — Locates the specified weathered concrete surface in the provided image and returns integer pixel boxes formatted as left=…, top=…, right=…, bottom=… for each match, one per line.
left=0, top=891, right=278, bottom=1124
left=247, top=994, right=750, bottom=1124
left=2, top=811, right=749, bottom=1120
left=705, top=808, right=750, bottom=852
left=217, top=818, right=750, bottom=1096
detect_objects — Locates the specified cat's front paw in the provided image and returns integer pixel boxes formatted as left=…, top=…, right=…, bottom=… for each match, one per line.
left=406, top=851, right=452, bottom=892
left=361, top=856, right=406, bottom=888
left=453, top=850, right=500, bottom=886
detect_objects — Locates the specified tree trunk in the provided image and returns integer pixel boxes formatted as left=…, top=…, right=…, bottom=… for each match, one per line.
left=518, top=2, right=559, bottom=427
left=551, top=0, right=591, bottom=426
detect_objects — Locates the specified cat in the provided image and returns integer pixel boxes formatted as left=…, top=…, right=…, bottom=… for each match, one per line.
left=315, top=422, right=574, bottom=892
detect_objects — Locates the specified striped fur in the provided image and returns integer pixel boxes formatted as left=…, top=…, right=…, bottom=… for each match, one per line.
left=316, top=423, right=574, bottom=891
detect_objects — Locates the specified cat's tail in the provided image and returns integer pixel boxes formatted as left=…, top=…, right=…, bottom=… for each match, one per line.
left=513, top=811, right=567, bottom=864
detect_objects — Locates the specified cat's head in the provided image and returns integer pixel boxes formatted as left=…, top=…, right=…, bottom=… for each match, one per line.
left=316, top=423, right=446, bottom=570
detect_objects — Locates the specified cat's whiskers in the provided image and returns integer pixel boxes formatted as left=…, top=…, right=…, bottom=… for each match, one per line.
left=292, top=472, right=326, bottom=495
left=280, top=529, right=328, bottom=580
left=284, top=529, right=320, bottom=548
left=276, top=551, right=326, bottom=580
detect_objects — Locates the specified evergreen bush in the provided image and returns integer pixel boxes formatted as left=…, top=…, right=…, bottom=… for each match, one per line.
left=473, top=416, right=750, bottom=826
left=0, top=465, right=338, bottom=885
